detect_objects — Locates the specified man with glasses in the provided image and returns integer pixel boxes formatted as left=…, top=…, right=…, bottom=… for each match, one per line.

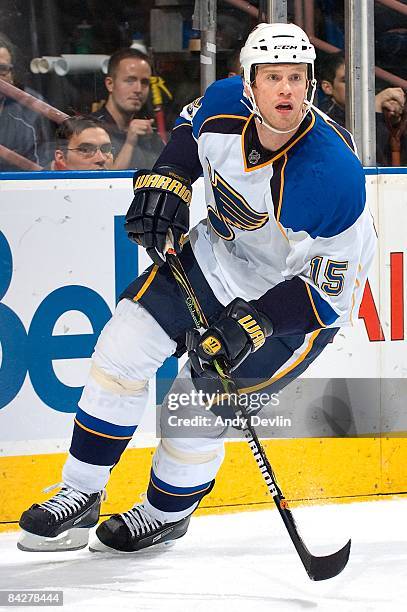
left=0, top=56, right=12, bottom=81
left=0, top=35, right=42, bottom=171
left=53, top=116, right=114, bottom=171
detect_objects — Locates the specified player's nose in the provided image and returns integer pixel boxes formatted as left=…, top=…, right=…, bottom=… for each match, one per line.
left=279, top=78, right=293, bottom=95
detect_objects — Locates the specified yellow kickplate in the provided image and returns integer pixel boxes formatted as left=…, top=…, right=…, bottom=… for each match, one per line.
left=1, top=437, right=406, bottom=532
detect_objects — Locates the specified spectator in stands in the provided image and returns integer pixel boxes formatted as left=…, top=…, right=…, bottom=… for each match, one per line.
left=52, top=116, right=114, bottom=171
left=315, top=0, right=344, bottom=49
left=0, top=37, right=14, bottom=88
left=318, top=52, right=406, bottom=166
left=375, top=0, right=407, bottom=81
left=92, top=48, right=164, bottom=170
left=0, top=34, right=41, bottom=171
left=226, top=49, right=241, bottom=78
left=317, top=52, right=346, bottom=125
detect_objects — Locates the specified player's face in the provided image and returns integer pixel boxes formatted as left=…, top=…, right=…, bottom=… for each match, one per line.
left=55, top=128, right=114, bottom=170
left=252, top=64, right=308, bottom=131
left=105, top=58, right=151, bottom=115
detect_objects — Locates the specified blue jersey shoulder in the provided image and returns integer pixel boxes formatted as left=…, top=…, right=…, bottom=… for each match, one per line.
left=280, top=112, right=366, bottom=238
left=191, top=76, right=250, bottom=138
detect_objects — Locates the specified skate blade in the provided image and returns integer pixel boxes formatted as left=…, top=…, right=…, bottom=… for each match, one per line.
left=17, top=528, right=90, bottom=552
left=89, top=536, right=175, bottom=554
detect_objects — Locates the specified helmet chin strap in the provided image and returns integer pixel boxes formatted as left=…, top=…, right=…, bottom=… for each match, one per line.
left=241, top=79, right=317, bottom=136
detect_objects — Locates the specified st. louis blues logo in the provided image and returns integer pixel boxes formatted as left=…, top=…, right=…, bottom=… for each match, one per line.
left=207, top=161, right=269, bottom=241
left=186, top=96, right=203, bottom=119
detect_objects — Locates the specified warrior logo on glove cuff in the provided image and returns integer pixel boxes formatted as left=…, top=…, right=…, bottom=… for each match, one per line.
left=134, top=173, right=192, bottom=205
left=238, top=314, right=266, bottom=351
left=201, top=336, right=222, bottom=355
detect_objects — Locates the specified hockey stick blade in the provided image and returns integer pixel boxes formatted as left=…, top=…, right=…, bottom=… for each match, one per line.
left=280, top=497, right=351, bottom=579
left=302, top=538, right=351, bottom=581
left=241, top=413, right=351, bottom=580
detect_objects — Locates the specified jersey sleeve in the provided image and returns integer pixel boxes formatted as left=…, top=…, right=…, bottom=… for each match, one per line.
left=155, top=77, right=248, bottom=182
left=253, top=205, right=376, bottom=336
left=153, top=98, right=204, bottom=183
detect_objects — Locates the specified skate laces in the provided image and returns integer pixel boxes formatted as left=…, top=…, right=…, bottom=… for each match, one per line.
left=40, top=482, right=105, bottom=521
left=122, top=504, right=162, bottom=538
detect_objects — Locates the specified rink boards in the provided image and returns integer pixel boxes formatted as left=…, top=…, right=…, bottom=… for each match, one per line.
left=0, top=169, right=406, bottom=531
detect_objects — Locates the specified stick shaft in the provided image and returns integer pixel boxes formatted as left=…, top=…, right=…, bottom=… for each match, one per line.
left=165, top=249, right=351, bottom=580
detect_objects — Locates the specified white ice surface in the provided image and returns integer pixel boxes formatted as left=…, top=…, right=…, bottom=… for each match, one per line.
left=0, top=498, right=406, bottom=611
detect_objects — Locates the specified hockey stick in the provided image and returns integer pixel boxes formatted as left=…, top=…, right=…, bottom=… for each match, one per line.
left=165, top=248, right=351, bottom=581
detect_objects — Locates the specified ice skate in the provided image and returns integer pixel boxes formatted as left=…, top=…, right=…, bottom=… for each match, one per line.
left=18, top=483, right=104, bottom=552
left=90, top=502, right=190, bottom=553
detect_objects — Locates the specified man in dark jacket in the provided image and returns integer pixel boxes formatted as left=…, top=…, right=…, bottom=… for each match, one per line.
left=318, top=51, right=406, bottom=166
left=92, top=48, right=164, bottom=170
left=0, top=38, right=40, bottom=171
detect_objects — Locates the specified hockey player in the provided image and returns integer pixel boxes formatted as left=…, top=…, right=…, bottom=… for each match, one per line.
left=18, top=23, right=376, bottom=553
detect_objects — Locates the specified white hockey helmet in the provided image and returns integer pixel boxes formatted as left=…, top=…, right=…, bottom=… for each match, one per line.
left=240, top=23, right=317, bottom=134
left=240, top=23, right=316, bottom=85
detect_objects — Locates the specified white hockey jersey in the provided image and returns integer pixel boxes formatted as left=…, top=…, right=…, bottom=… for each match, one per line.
left=158, top=76, right=376, bottom=336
